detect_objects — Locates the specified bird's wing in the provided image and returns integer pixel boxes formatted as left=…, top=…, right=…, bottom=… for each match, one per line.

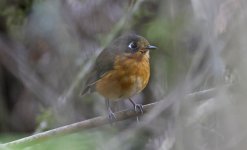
left=81, top=47, right=116, bottom=95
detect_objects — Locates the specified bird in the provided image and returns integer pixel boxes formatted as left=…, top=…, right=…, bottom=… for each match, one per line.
left=81, top=34, right=157, bottom=120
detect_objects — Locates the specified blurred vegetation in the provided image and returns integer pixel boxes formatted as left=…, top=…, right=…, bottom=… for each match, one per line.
left=0, top=129, right=115, bottom=150
left=0, top=0, right=34, bottom=37
left=0, top=0, right=246, bottom=149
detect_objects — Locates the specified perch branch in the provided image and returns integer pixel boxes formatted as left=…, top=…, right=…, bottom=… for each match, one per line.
left=1, top=87, right=218, bottom=149
left=2, top=102, right=155, bottom=149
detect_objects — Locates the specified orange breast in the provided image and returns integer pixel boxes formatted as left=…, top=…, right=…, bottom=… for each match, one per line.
left=95, top=53, right=150, bottom=100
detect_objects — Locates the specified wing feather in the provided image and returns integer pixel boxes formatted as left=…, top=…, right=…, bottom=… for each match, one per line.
left=81, top=47, right=116, bottom=95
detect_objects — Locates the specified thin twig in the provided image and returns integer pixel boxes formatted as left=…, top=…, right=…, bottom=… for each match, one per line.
left=2, top=102, right=155, bottom=149
left=1, top=88, right=218, bottom=149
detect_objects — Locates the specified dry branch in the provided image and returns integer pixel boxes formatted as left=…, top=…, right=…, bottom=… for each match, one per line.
left=0, top=88, right=218, bottom=149
left=2, top=102, right=155, bottom=149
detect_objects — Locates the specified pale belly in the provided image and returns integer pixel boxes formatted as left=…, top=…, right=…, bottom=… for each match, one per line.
left=128, top=76, right=146, bottom=97
left=116, top=75, right=147, bottom=99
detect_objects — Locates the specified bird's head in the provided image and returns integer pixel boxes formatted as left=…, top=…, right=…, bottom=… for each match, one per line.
left=112, top=34, right=157, bottom=59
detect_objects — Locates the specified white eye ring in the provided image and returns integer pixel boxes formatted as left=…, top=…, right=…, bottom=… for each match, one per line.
left=128, top=42, right=137, bottom=49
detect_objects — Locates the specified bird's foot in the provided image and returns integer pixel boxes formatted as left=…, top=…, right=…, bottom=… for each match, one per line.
left=107, top=108, right=116, bottom=123
left=134, top=104, right=144, bottom=114
left=128, top=99, right=144, bottom=123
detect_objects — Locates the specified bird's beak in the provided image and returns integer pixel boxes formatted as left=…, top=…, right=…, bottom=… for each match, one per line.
left=146, top=45, right=157, bottom=50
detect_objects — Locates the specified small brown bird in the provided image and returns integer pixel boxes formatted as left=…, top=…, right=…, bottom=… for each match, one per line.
left=81, top=34, right=157, bottom=120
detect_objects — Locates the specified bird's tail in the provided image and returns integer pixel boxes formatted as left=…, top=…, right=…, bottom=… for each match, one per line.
left=80, top=83, right=96, bottom=96
left=80, top=86, right=90, bottom=96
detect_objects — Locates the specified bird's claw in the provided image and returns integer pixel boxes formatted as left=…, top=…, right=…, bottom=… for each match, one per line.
left=134, top=104, right=144, bottom=114
left=128, top=99, right=143, bottom=123
left=107, top=109, right=116, bottom=123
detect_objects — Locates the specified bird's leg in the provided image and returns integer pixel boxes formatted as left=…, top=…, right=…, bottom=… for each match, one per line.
left=128, top=98, right=144, bottom=114
left=105, top=99, right=116, bottom=122
left=128, top=98, right=143, bottom=122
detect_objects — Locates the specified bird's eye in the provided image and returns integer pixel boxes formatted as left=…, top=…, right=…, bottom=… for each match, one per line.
left=128, top=42, right=137, bottom=49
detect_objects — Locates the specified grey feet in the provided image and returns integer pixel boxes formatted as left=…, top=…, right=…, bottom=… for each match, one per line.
left=107, top=107, right=116, bottom=121
left=105, top=99, right=116, bottom=123
left=133, top=103, right=144, bottom=114
left=129, top=98, right=144, bottom=122
left=129, top=98, right=144, bottom=114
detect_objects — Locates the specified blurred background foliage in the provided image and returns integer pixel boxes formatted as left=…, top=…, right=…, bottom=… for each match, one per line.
left=0, top=0, right=247, bottom=150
